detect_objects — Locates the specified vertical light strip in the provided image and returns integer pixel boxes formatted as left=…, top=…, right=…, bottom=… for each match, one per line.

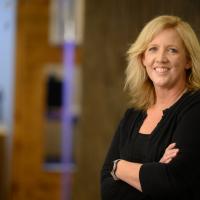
left=62, top=41, right=75, bottom=200
left=61, top=0, right=76, bottom=199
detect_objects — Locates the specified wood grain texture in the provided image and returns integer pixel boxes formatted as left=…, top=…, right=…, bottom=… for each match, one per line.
left=72, top=1, right=200, bottom=200
left=11, top=0, right=200, bottom=200
left=11, top=1, right=62, bottom=200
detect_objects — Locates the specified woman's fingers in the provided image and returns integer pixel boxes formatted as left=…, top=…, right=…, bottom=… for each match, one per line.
left=160, top=143, right=179, bottom=163
left=163, top=158, right=172, bottom=164
left=162, top=149, right=179, bottom=160
left=165, top=142, right=176, bottom=151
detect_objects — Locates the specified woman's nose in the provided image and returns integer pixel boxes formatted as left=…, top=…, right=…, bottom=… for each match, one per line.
left=156, top=50, right=168, bottom=63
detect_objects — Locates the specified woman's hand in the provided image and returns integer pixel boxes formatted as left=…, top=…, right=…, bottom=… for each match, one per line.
left=159, top=143, right=179, bottom=164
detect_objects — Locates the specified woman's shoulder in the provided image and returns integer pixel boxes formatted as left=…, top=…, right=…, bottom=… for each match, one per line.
left=176, top=90, right=200, bottom=118
left=183, top=90, right=200, bottom=107
left=119, top=107, right=142, bottom=127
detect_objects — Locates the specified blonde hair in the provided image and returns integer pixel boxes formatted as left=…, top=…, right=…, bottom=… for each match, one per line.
left=125, top=15, right=200, bottom=110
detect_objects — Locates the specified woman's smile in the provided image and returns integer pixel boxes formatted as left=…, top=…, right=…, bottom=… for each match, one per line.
left=154, top=67, right=170, bottom=73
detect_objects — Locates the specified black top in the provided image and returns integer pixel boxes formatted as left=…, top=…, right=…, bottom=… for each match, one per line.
left=101, top=90, right=200, bottom=200
left=131, top=133, right=151, bottom=163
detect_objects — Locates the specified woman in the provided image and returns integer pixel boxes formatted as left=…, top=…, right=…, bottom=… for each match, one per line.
left=101, top=15, right=200, bottom=200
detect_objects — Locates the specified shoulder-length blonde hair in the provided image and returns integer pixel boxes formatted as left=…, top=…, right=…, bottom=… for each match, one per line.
left=125, top=15, right=200, bottom=110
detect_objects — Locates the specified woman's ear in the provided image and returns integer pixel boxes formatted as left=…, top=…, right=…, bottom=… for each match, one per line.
left=185, top=60, right=191, bottom=70
left=185, top=56, right=192, bottom=70
left=185, top=66, right=191, bottom=70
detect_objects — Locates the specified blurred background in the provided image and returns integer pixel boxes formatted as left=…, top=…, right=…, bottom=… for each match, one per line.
left=0, top=0, right=200, bottom=200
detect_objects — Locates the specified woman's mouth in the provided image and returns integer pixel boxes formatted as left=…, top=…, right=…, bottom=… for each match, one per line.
left=154, top=67, right=170, bottom=73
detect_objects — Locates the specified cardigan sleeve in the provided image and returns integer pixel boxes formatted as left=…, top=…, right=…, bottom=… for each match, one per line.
left=139, top=103, right=200, bottom=199
left=100, top=109, right=131, bottom=199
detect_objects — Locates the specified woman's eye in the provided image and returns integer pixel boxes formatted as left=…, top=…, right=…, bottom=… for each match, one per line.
left=148, top=47, right=157, bottom=52
left=168, top=48, right=177, bottom=53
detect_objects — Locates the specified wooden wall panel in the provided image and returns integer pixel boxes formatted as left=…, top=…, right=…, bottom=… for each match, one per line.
left=11, top=0, right=200, bottom=200
left=11, top=1, right=62, bottom=200
left=72, top=0, right=200, bottom=200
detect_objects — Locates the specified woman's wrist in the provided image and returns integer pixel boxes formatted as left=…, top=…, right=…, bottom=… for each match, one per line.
left=115, top=159, right=125, bottom=180
left=115, top=160, right=142, bottom=191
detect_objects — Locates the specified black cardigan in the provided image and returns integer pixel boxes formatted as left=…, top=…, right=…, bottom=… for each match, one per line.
left=101, top=90, right=200, bottom=200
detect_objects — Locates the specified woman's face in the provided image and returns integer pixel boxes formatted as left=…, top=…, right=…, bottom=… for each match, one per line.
left=142, top=28, right=190, bottom=91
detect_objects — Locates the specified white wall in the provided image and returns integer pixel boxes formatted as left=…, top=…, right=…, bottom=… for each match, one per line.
left=0, top=0, right=16, bottom=132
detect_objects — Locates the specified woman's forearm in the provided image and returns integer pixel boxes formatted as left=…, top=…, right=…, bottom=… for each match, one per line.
left=115, top=160, right=143, bottom=191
